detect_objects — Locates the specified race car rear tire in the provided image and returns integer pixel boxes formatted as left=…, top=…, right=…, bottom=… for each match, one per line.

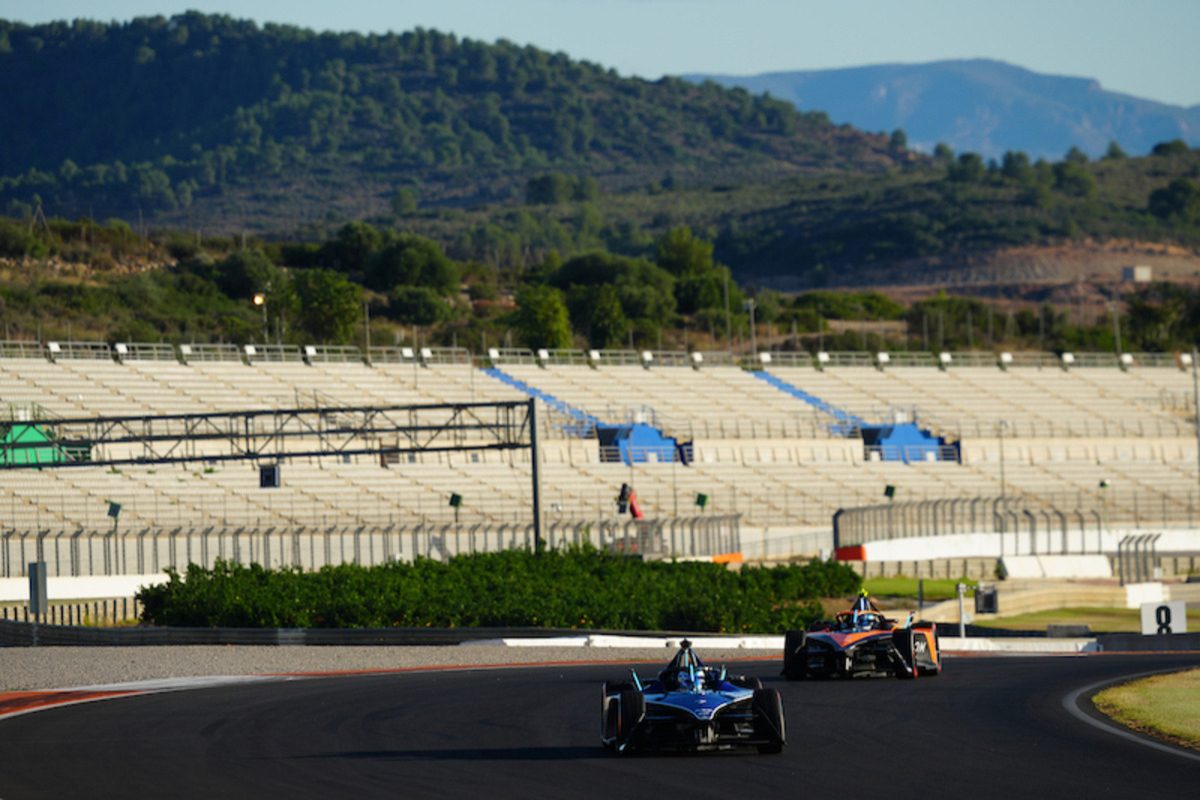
left=752, top=688, right=786, bottom=754
left=782, top=630, right=807, bottom=680
left=730, top=675, right=763, bottom=690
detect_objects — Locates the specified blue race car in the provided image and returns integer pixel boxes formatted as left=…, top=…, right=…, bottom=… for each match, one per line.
left=600, top=639, right=786, bottom=754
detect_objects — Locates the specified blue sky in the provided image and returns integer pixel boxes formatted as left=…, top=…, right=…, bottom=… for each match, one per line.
left=4, top=0, right=1199, bottom=107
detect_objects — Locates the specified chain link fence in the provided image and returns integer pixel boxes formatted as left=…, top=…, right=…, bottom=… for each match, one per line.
left=1, top=514, right=741, bottom=578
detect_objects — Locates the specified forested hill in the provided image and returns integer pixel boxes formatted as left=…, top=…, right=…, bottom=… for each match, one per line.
left=0, top=12, right=901, bottom=232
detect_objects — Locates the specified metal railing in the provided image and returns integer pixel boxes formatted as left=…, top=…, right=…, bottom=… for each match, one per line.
left=180, top=343, right=243, bottom=363
left=921, top=413, right=1190, bottom=439
left=115, top=342, right=177, bottom=362
left=1117, top=533, right=1161, bottom=586
left=303, top=345, right=364, bottom=364
left=0, top=515, right=741, bottom=578
left=833, top=494, right=1200, bottom=555
left=47, top=341, right=113, bottom=361
left=244, top=344, right=305, bottom=363
left=863, top=444, right=960, bottom=463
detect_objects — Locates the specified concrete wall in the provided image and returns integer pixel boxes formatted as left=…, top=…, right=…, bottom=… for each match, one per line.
left=0, top=574, right=165, bottom=602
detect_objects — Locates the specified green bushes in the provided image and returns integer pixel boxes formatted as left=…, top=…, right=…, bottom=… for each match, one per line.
left=137, top=548, right=860, bottom=632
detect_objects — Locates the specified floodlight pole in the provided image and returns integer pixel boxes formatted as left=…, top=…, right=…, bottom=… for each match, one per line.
left=529, top=398, right=543, bottom=552
left=1192, top=347, right=1200, bottom=505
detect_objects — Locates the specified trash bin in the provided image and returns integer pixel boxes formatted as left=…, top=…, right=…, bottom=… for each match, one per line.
left=974, top=584, right=998, bottom=614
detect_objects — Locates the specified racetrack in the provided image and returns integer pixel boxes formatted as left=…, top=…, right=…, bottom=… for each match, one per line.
left=0, top=653, right=1197, bottom=799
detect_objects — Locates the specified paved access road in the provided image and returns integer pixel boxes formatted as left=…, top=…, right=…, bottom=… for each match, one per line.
left=0, top=653, right=1196, bottom=799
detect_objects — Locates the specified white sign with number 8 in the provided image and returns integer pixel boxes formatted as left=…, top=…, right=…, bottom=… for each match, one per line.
left=1140, top=600, right=1188, bottom=635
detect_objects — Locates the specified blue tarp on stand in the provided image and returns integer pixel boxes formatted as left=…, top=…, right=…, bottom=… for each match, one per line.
left=597, top=422, right=688, bottom=464
left=860, top=422, right=959, bottom=463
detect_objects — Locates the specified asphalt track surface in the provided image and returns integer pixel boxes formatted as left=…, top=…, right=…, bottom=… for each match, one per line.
left=1, top=653, right=1198, bottom=799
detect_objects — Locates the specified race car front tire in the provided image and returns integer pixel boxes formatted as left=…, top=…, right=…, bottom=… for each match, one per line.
left=616, top=689, right=645, bottom=748
left=752, top=688, right=786, bottom=754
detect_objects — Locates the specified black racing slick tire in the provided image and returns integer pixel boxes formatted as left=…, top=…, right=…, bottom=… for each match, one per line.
left=752, top=688, right=786, bottom=754
left=782, top=630, right=807, bottom=679
left=891, top=628, right=917, bottom=679
left=617, top=689, right=645, bottom=746
left=730, top=675, right=763, bottom=690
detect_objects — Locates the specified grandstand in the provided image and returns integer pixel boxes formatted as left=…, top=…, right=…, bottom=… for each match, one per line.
left=3, top=340, right=1200, bottom=577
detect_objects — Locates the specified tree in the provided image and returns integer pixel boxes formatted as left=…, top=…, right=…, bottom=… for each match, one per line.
left=1103, top=141, right=1127, bottom=160
left=1053, top=161, right=1095, bottom=197
left=293, top=268, right=361, bottom=344
left=551, top=252, right=676, bottom=332
left=210, top=249, right=283, bottom=300
left=1148, top=178, right=1200, bottom=223
left=1001, top=151, right=1033, bottom=183
left=1064, top=146, right=1089, bottom=165
left=321, top=221, right=383, bottom=274
left=366, top=234, right=458, bottom=293
left=889, top=129, right=907, bottom=151
left=525, top=173, right=574, bottom=204
left=512, top=285, right=571, bottom=348
left=654, top=226, right=713, bottom=277
left=389, top=286, right=450, bottom=325
left=1151, top=139, right=1191, bottom=157
left=390, top=188, right=418, bottom=215
left=583, top=284, right=628, bottom=347
left=947, top=152, right=984, bottom=183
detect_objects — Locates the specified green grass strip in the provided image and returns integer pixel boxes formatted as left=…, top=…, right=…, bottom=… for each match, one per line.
left=1094, top=669, right=1200, bottom=751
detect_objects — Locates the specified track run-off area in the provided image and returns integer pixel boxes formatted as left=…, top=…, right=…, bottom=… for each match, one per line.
left=0, top=653, right=1197, bottom=799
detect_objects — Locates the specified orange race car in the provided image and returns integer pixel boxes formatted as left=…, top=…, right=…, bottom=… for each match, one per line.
left=782, top=591, right=941, bottom=680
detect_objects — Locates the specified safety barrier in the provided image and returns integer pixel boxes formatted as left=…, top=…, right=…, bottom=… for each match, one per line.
left=0, top=515, right=741, bottom=578
left=834, top=493, right=1200, bottom=553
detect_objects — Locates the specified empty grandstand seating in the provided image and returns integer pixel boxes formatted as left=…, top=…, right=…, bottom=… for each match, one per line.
left=3, top=342, right=1200, bottom=573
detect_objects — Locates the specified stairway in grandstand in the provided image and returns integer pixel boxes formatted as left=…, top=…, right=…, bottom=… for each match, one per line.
left=482, top=367, right=600, bottom=437
left=753, top=370, right=867, bottom=434
left=753, top=369, right=957, bottom=463
left=483, top=366, right=686, bottom=463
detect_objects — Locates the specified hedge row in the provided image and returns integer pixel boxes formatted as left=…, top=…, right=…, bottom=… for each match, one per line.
left=136, top=548, right=861, bottom=632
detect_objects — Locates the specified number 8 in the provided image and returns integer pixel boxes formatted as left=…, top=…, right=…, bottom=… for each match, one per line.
left=1156, top=605, right=1172, bottom=635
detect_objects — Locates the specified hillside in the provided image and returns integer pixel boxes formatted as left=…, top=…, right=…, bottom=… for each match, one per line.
left=689, top=60, right=1200, bottom=161
left=0, top=13, right=900, bottom=233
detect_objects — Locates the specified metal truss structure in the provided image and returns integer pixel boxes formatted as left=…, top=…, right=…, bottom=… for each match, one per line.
left=0, top=399, right=535, bottom=469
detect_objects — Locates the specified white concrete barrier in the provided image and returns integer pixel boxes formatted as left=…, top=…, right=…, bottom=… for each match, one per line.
left=857, top=529, right=1200, bottom=564
left=0, top=574, right=166, bottom=602
left=1124, top=582, right=1165, bottom=609
left=1001, top=555, right=1113, bottom=579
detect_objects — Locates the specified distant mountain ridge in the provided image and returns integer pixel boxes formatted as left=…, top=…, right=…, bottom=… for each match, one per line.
left=688, top=59, right=1200, bottom=160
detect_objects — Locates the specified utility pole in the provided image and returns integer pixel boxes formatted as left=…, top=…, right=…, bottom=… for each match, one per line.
left=744, top=298, right=757, bottom=356
left=1192, top=347, right=1200, bottom=504
left=722, top=273, right=732, bottom=348
left=1110, top=301, right=1123, bottom=356
left=529, top=398, right=543, bottom=553
left=363, top=302, right=371, bottom=355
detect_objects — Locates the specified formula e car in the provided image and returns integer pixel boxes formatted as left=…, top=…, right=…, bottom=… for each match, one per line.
left=782, top=591, right=941, bottom=680
left=601, top=640, right=786, bottom=754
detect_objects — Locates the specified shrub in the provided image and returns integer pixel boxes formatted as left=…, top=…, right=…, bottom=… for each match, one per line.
left=137, top=548, right=861, bottom=633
